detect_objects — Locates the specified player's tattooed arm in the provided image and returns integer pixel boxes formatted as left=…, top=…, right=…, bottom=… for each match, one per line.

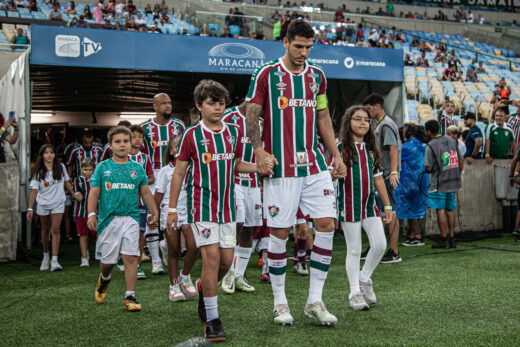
left=246, top=102, right=263, bottom=150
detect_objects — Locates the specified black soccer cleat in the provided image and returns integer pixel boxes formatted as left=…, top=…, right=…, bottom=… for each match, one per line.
left=204, top=318, right=226, bottom=342
left=196, top=279, right=206, bottom=323
left=432, top=238, right=449, bottom=249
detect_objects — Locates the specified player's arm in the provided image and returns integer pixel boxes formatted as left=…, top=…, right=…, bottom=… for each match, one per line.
left=87, top=186, right=101, bottom=231
left=374, top=174, right=392, bottom=224
left=166, top=160, right=189, bottom=233
left=146, top=156, right=155, bottom=185
left=247, top=102, right=277, bottom=174
left=317, top=107, right=346, bottom=178
left=235, top=158, right=265, bottom=173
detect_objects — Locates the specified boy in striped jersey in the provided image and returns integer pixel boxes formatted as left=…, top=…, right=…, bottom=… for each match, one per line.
left=245, top=20, right=347, bottom=326
left=336, top=105, right=392, bottom=311
left=166, top=80, right=273, bottom=342
left=73, top=158, right=95, bottom=267
left=140, top=93, right=186, bottom=274
left=221, top=102, right=263, bottom=294
left=438, top=100, right=457, bottom=137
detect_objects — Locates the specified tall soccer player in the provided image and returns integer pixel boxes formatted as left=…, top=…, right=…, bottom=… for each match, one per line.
left=221, top=101, right=263, bottom=294
left=245, top=20, right=347, bottom=326
left=140, top=93, right=186, bottom=274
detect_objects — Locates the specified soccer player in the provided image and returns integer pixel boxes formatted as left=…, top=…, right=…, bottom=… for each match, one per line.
left=155, top=136, right=198, bottom=301
left=336, top=105, right=392, bottom=311
left=27, top=144, right=80, bottom=271
left=88, top=126, right=159, bottom=311
left=66, top=128, right=103, bottom=179
left=166, top=80, right=272, bottom=342
left=245, top=20, right=347, bottom=326
left=140, top=93, right=186, bottom=274
left=221, top=101, right=263, bottom=294
left=73, top=158, right=95, bottom=267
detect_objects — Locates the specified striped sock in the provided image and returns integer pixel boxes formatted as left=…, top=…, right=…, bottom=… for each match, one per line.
left=268, top=235, right=288, bottom=307
left=307, top=231, right=333, bottom=305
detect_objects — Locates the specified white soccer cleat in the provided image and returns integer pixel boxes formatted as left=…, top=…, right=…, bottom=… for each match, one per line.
left=40, top=257, right=50, bottom=271
left=159, top=239, right=168, bottom=267
left=152, top=262, right=165, bottom=275
left=50, top=260, right=63, bottom=272
left=293, top=262, right=309, bottom=276
left=304, top=301, right=337, bottom=325
left=169, top=283, right=186, bottom=302
left=349, top=292, right=369, bottom=311
left=235, top=275, right=255, bottom=292
left=221, top=270, right=235, bottom=294
left=273, top=304, right=294, bottom=326
left=360, top=280, right=377, bottom=305
left=179, top=274, right=197, bottom=298
left=80, top=258, right=89, bottom=267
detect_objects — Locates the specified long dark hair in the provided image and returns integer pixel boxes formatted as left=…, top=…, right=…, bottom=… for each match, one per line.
left=163, top=136, right=181, bottom=165
left=340, top=105, right=382, bottom=169
left=31, top=144, right=63, bottom=181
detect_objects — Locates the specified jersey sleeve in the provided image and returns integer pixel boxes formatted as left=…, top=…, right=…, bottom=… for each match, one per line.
left=424, top=146, right=435, bottom=168
left=177, top=130, right=193, bottom=162
left=382, top=126, right=398, bottom=147
left=101, top=145, right=111, bottom=161
left=62, top=164, right=70, bottom=181
left=318, top=68, right=327, bottom=95
left=29, top=178, right=38, bottom=190
left=145, top=155, right=154, bottom=176
left=72, top=178, right=79, bottom=193
left=66, top=148, right=75, bottom=166
left=137, top=164, right=148, bottom=187
left=91, top=162, right=103, bottom=187
left=245, top=65, right=269, bottom=106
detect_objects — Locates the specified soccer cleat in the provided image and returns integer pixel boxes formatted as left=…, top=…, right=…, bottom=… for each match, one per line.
left=123, top=296, right=142, bottom=311
left=179, top=274, right=197, bottom=298
left=159, top=239, right=168, bottom=267
left=260, top=273, right=271, bottom=284
left=204, top=318, right=226, bottom=342
left=152, top=262, right=165, bottom=275
left=304, top=301, right=337, bottom=325
left=432, top=238, right=449, bottom=249
left=380, top=249, right=402, bottom=264
left=221, top=270, right=235, bottom=294
left=137, top=264, right=147, bottom=280
left=273, top=304, right=294, bottom=326
left=116, top=258, right=125, bottom=272
left=360, top=279, right=377, bottom=305
left=360, top=246, right=370, bottom=260
left=94, top=274, right=111, bottom=303
left=80, top=258, right=89, bottom=267
left=196, top=279, right=206, bottom=323
left=513, top=229, right=520, bottom=236
left=141, top=252, right=151, bottom=263
left=349, top=293, right=369, bottom=311
left=293, top=262, right=309, bottom=276
left=448, top=237, right=456, bottom=249
left=235, top=276, right=255, bottom=292
left=402, top=238, right=416, bottom=247
left=414, top=238, right=425, bottom=246
left=40, top=257, right=50, bottom=271
left=50, top=260, right=63, bottom=272
left=169, top=283, right=186, bottom=302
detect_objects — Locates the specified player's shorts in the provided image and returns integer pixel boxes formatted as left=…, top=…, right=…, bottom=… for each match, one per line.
left=76, top=217, right=96, bottom=236
left=139, top=208, right=147, bottom=232
left=65, top=194, right=73, bottom=207
left=375, top=177, right=397, bottom=215
left=36, top=203, right=65, bottom=216
left=264, top=170, right=336, bottom=228
left=95, top=216, right=140, bottom=264
left=160, top=204, right=187, bottom=230
left=235, top=185, right=262, bottom=227
left=427, top=191, right=457, bottom=211
left=191, top=221, right=236, bottom=248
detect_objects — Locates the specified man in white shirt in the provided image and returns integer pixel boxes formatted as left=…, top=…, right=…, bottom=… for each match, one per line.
left=467, top=10, right=474, bottom=24
left=135, top=13, right=147, bottom=27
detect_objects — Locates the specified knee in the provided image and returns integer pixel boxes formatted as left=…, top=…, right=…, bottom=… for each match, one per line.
left=372, top=237, right=387, bottom=255
left=50, top=227, right=60, bottom=235
left=346, top=244, right=362, bottom=258
left=314, top=219, right=334, bottom=232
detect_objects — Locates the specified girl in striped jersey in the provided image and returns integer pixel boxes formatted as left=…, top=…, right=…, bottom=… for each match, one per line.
left=336, top=106, right=392, bottom=311
left=155, top=137, right=198, bottom=302
left=73, top=158, right=95, bottom=267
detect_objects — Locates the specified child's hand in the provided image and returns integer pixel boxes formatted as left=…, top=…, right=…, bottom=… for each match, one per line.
left=26, top=210, right=33, bottom=222
left=383, top=209, right=392, bottom=224
left=87, top=215, right=98, bottom=231
left=73, top=192, right=83, bottom=201
left=333, top=154, right=347, bottom=178
left=147, top=213, right=158, bottom=229
left=166, top=213, right=178, bottom=236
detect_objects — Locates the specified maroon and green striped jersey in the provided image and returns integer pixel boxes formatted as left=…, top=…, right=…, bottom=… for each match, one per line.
left=66, top=145, right=103, bottom=178
left=336, top=142, right=381, bottom=222
left=222, top=106, right=263, bottom=188
left=101, top=143, right=112, bottom=162
left=177, top=121, right=243, bottom=224
left=440, top=114, right=457, bottom=137
left=245, top=58, right=329, bottom=178
left=140, top=118, right=185, bottom=170
left=129, top=151, right=154, bottom=207
left=72, top=176, right=91, bottom=218
left=508, top=114, right=520, bottom=148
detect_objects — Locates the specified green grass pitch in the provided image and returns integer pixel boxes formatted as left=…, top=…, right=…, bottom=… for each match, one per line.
left=1, top=234, right=520, bottom=346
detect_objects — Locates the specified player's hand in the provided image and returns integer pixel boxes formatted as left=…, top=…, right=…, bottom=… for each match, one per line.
left=255, top=148, right=277, bottom=176
left=389, top=173, right=400, bottom=189
left=332, top=153, right=347, bottom=178
left=466, top=157, right=474, bottom=165
left=166, top=213, right=178, bottom=236
left=383, top=210, right=392, bottom=224
left=147, top=214, right=158, bottom=229
left=87, top=215, right=98, bottom=231
left=486, top=156, right=493, bottom=165
left=73, top=192, right=83, bottom=201
left=26, top=210, right=33, bottom=222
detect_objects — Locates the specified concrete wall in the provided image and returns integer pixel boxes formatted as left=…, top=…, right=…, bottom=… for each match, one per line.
left=425, top=159, right=510, bottom=235
left=0, top=162, right=20, bottom=261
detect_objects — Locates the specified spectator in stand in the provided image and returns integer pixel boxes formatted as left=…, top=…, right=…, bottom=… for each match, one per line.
left=68, top=17, right=78, bottom=27
left=83, top=5, right=93, bottom=20
left=302, top=12, right=310, bottom=22
left=443, top=64, right=457, bottom=81
left=49, top=3, right=63, bottom=20
left=5, top=0, right=16, bottom=12
left=144, top=4, right=152, bottom=14
left=271, top=9, right=282, bottom=22
left=101, top=18, right=113, bottom=29
left=447, top=126, right=466, bottom=158
left=135, top=13, right=147, bottom=28
left=477, top=61, right=486, bottom=74
left=376, top=7, right=384, bottom=16
left=256, top=30, right=265, bottom=40
left=411, top=36, right=420, bottom=48
left=208, top=28, right=217, bottom=37
left=426, top=40, right=437, bottom=52
left=336, top=35, right=348, bottom=46
left=225, top=8, right=233, bottom=27
left=153, top=9, right=160, bottom=20
left=362, top=6, right=370, bottom=14
left=160, top=10, right=170, bottom=24
left=465, top=66, right=478, bottom=82
left=66, top=1, right=76, bottom=14
left=126, top=17, right=137, bottom=30
left=76, top=15, right=89, bottom=28
left=126, top=0, right=136, bottom=16
left=485, top=106, right=516, bottom=162
left=355, top=23, right=363, bottom=42
left=455, top=70, right=464, bottom=82
left=463, top=112, right=483, bottom=162
left=10, top=28, right=30, bottom=49
left=234, top=7, right=244, bottom=26
left=114, top=21, right=123, bottom=30
left=160, top=0, right=168, bottom=12
left=404, top=53, right=415, bottom=66
left=219, top=27, right=232, bottom=38
left=280, top=14, right=291, bottom=39
left=467, top=10, right=474, bottom=24
left=416, top=51, right=430, bottom=68
left=434, top=49, right=444, bottom=63
left=438, top=99, right=457, bottom=136
left=334, top=6, right=344, bottom=22
left=386, top=0, right=394, bottom=16
left=27, top=0, right=37, bottom=12
left=368, top=29, right=379, bottom=47
left=115, top=0, right=124, bottom=18
left=355, top=36, right=368, bottom=47
left=422, top=11, right=429, bottom=20
left=478, top=14, right=485, bottom=25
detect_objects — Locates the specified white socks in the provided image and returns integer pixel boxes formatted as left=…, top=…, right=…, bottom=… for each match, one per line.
left=267, top=235, right=288, bottom=307
left=228, top=246, right=238, bottom=273
left=204, top=296, right=218, bottom=322
left=235, top=247, right=252, bottom=278
left=307, top=231, right=333, bottom=305
left=43, top=253, right=49, bottom=260
left=51, top=256, right=58, bottom=261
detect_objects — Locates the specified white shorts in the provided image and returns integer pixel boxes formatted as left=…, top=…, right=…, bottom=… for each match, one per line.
left=191, top=221, right=236, bottom=248
left=264, top=170, right=336, bottom=228
left=148, top=169, right=161, bottom=195
left=235, top=185, right=262, bottom=227
left=95, top=216, right=140, bottom=264
left=160, top=204, right=187, bottom=230
left=37, top=204, right=65, bottom=216
left=65, top=194, right=73, bottom=207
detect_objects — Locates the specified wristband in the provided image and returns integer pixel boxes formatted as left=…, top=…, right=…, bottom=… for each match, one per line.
left=384, top=206, right=393, bottom=210
left=147, top=213, right=152, bottom=219
left=27, top=208, right=33, bottom=212
left=88, top=212, right=97, bottom=218
left=168, top=208, right=177, bottom=213
left=0, top=127, right=5, bottom=132
left=485, top=154, right=490, bottom=158
left=168, top=212, right=177, bottom=215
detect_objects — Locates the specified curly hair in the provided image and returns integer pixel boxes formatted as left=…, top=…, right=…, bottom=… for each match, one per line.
left=340, top=105, right=382, bottom=170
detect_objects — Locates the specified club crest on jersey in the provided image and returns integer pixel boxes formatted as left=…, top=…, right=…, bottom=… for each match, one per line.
left=130, top=171, right=137, bottom=179
left=341, top=210, right=346, bottom=217
left=275, top=81, right=287, bottom=91
left=231, top=115, right=239, bottom=122
left=44, top=182, right=49, bottom=187
left=171, top=129, right=179, bottom=136
left=191, top=208, right=197, bottom=215
left=268, top=205, right=279, bottom=217
left=201, top=228, right=211, bottom=239
left=309, top=82, right=319, bottom=94
left=226, top=135, right=235, bottom=145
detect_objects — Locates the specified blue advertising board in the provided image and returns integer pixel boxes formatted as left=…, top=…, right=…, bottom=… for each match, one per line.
left=30, top=24, right=403, bottom=82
